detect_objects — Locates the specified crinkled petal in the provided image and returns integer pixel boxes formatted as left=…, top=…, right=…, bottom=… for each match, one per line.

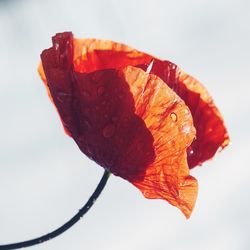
left=121, top=66, right=197, bottom=218
left=39, top=32, right=198, bottom=218
left=73, top=37, right=153, bottom=73
left=143, top=60, right=230, bottom=168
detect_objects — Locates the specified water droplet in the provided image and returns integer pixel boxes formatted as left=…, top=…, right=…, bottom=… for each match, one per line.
left=54, top=42, right=59, bottom=50
left=97, top=86, right=105, bottom=96
left=184, top=109, right=190, bottom=115
left=182, top=125, right=190, bottom=134
left=208, top=128, right=213, bottom=133
left=170, top=112, right=177, bottom=122
left=102, top=124, right=115, bottom=138
left=171, top=65, right=176, bottom=70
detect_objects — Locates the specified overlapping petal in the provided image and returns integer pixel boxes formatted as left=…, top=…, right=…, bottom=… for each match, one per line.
left=38, top=32, right=229, bottom=218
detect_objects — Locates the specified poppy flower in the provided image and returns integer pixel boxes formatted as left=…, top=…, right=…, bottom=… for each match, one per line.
left=38, top=32, right=229, bottom=218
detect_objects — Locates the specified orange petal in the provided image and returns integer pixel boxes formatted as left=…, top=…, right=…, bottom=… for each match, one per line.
left=73, top=38, right=153, bottom=73
left=39, top=32, right=198, bottom=218
left=121, top=66, right=197, bottom=218
left=145, top=60, right=229, bottom=168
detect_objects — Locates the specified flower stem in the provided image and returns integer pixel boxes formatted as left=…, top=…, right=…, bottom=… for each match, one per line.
left=0, top=170, right=110, bottom=250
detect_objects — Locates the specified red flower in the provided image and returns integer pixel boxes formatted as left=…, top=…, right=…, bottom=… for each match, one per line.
left=38, top=32, right=229, bottom=218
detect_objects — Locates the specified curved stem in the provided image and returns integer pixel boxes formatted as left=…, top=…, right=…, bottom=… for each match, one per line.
left=0, top=170, right=110, bottom=250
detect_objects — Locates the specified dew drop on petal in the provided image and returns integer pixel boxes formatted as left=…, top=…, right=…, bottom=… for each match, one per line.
left=54, top=42, right=59, bottom=50
left=188, top=148, right=194, bottom=156
left=208, top=128, right=213, bottom=133
left=102, top=123, right=115, bottom=138
left=182, top=124, right=191, bottom=134
left=170, top=112, right=177, bottom=122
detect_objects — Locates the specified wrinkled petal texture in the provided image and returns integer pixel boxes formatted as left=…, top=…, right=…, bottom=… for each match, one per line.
left=141, top=60, right=229, bottom=168
left=39, top=32, right=229, bottom=218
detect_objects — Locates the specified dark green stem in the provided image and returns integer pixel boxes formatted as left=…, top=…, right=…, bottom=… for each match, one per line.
left=0, top=170, right=110, bottom=250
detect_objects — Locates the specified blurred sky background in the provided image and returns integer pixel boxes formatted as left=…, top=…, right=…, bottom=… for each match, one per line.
left=0, top=0, right=249, bottom=249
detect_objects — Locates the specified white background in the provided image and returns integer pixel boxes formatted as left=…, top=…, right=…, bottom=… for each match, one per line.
left=0, top=0, right=249, bottom=249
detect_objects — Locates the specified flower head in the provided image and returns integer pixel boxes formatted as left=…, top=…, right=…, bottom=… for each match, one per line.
left=38, top=32, right=229, bottom=218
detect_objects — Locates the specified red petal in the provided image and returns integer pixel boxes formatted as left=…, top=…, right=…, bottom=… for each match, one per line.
left=73, top=38, right=153, bottom=73
left=121, top=66, right=197, bottom=218
left=39, top=32, right=198, bottom=218
left=145, top=60, right=230, bottom=168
